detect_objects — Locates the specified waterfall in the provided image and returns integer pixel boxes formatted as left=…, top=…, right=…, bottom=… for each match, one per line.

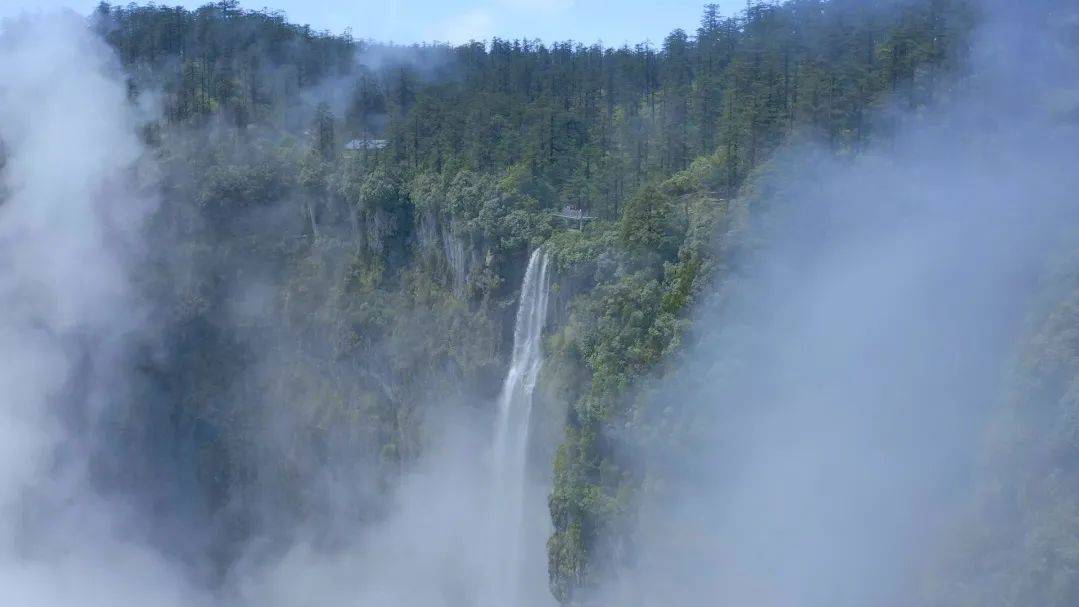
left=488, top=247, right=553, bottom=607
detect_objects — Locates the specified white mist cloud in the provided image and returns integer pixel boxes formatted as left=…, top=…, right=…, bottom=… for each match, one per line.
left=2, top=11, right=560, bottom=607
left=595, top=1, right=1079, bottom=605
left=229, top=397, right=555, bottom=607
left=0, top=13, right=203, bottom=606
left=10, top=3, right=1071, bottom=607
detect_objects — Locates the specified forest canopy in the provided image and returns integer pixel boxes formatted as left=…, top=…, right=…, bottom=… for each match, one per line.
left=9, top=1, right=1076, bottom=606
left=84, top=0, right=980, bottom=601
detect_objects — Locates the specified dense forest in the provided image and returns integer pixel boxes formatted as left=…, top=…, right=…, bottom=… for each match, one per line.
left=90, top=0, right=972, bottom=593
left=2, top=0, right=1077, bottom=605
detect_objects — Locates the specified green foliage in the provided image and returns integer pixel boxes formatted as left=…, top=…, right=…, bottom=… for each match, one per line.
left=617, top=185, right=680, bottom=255
left=94, top=0, right=975, bottom=601
left=927, top=247, right=1079, bottom=607
left=358, top=167, right=407, bottom=213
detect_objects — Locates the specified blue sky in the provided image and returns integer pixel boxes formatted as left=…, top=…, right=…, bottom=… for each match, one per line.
left=2, top=0, right=746, bottom=45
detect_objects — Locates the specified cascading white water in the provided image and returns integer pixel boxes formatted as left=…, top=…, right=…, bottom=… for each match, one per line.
left=488, top=247, right=553, bottom=607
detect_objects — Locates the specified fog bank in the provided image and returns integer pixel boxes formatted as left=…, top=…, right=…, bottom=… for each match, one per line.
left=597, top=0, right=1079, bottom=604
left=0, top=13, right=204, bottom=606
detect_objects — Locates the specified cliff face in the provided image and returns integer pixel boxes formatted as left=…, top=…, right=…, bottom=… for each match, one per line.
left=72, top=0, right=979, bottom=601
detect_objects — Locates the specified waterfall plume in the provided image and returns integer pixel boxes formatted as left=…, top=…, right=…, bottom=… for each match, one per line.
left=489, top=247, right=553, bottom=607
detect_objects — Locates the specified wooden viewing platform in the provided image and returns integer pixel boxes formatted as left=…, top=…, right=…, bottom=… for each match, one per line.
left=553, top=206, right=597, bottom=229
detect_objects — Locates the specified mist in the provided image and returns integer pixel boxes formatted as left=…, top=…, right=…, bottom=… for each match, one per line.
left=595, top=0, right=1079, bottom=605
left=0, top=13, right=559, bottom=607
left=0, top=12, right=204, bottom=606
left=1, top=2, right=1077, bottom=607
